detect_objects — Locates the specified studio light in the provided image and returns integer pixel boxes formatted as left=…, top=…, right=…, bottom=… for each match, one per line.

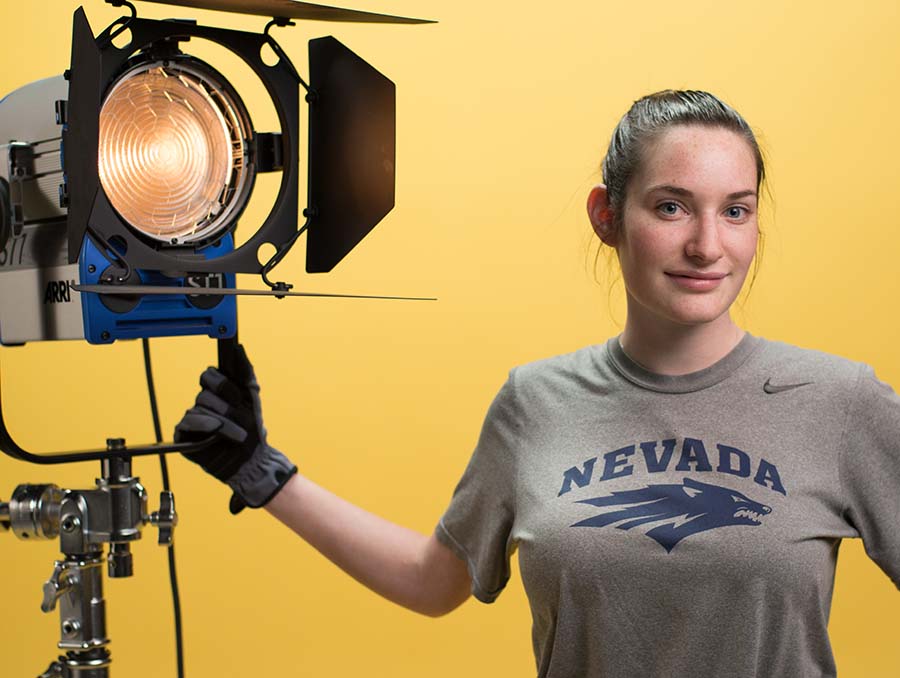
left=0, top=0, right=432, bottom=346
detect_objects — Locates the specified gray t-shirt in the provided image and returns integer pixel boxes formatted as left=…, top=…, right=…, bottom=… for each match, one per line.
left=435, top=333, right=900, bottom=677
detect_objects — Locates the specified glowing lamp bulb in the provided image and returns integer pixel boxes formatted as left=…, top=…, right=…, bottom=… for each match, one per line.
left=98, top=61, right=251, bottom=245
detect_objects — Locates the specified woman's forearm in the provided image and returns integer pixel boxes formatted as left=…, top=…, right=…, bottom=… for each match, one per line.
left=265, top=473, right=471, bottom=617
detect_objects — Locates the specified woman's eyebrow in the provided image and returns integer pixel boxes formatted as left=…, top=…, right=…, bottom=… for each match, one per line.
left=647, top=184, right=757, bottom=200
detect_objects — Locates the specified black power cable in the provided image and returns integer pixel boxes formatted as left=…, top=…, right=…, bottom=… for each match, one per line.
left=141, top=338, right=185, bottom=678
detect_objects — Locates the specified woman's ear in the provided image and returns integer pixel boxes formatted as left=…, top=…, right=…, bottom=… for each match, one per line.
left=587, top=185, right=617, bottom=246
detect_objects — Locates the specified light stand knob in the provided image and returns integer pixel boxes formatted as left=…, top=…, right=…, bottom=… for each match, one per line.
left=41, top=561, right=76, bottom=613
left=149, top=491, right=177, bottom=546
left=37, top=659, right=65, bottom=678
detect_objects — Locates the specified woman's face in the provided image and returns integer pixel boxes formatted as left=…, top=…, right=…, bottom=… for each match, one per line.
left=591, top=125, right=760, bottom=330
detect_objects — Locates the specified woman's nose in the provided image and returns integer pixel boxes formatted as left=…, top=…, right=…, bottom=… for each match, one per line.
left=684, top=212, right=724, bottom=262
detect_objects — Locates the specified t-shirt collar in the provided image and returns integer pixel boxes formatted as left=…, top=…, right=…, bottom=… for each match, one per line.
left=604, top=331, right=762, bottom=394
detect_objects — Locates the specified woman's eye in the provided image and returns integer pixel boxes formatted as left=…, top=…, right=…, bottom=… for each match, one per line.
left=726, top=206, right=747, bottom=219
left=657, top=201, right=680, bottom=216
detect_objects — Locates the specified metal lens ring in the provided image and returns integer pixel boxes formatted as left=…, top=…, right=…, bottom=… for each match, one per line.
left=98, top=57, right=254, bottom=245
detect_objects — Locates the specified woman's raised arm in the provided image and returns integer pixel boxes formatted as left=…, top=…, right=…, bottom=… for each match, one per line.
left=173, top=345, right=472, bottom=618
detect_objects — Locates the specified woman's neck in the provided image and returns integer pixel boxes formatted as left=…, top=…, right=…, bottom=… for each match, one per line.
left=618, top=311, right=745, bottom=376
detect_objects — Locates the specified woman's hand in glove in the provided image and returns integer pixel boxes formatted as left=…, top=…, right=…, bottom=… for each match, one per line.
left=174, top=344, right=297, bottom=514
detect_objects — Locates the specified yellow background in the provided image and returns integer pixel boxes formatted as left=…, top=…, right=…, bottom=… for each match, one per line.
left=1, top=0, right=898, bottom=676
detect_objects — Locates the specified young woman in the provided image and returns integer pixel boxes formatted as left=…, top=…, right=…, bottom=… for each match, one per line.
left=175, top=90, right=900, bottom=677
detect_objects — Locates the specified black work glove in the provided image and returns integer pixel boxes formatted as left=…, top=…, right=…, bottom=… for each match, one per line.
left=174, top=344, right=297, bottom=514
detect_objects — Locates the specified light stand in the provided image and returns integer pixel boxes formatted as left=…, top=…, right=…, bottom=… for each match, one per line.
left=0, top=337, right=243, bottom=677
left=2, top=444, right=177, bottom=678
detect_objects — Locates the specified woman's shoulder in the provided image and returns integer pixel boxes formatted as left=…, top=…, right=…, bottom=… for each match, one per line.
left=515, top=343, right=601, bottom=373
left=506, top=344, right=607, bottom=395
left=752, top=335, right=868, bottom=389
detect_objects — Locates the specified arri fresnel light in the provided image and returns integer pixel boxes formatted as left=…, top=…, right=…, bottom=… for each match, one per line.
left=0, top=0, right=433, bottom=346
left=0, top=1, right=434, bottom=676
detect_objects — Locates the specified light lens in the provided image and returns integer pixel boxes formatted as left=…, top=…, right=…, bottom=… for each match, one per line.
left=98, top=61, right=251, bottom=244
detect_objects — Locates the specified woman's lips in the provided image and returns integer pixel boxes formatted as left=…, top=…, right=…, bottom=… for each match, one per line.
left=665, top=272, right=726, bottom=291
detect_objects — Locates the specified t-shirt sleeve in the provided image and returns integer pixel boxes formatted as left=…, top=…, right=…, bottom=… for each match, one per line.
left=435, top=370, right=521, bottom=603
left=840, top=364, right=900, bottom=588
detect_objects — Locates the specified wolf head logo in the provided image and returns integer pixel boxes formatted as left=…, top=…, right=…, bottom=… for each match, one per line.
left=571, top=477, right=772, bottom=552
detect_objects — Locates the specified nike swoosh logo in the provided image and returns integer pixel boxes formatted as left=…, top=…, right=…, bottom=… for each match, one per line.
left=763, top=378, right=813, bottom=394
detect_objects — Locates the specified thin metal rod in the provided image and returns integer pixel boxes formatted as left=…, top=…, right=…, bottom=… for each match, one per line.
left=72, top=284, right=437, bottom=301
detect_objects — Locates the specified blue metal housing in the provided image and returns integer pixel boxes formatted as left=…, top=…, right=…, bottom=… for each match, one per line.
left=79, top=236, right=237, bottom=344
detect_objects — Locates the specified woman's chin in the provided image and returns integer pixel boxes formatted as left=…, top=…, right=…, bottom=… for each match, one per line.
left=671, top=309, right=732, bottom=327
left=626, top=287, right=738, bottom=329
left=660, top=296, right=735, bottom=327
